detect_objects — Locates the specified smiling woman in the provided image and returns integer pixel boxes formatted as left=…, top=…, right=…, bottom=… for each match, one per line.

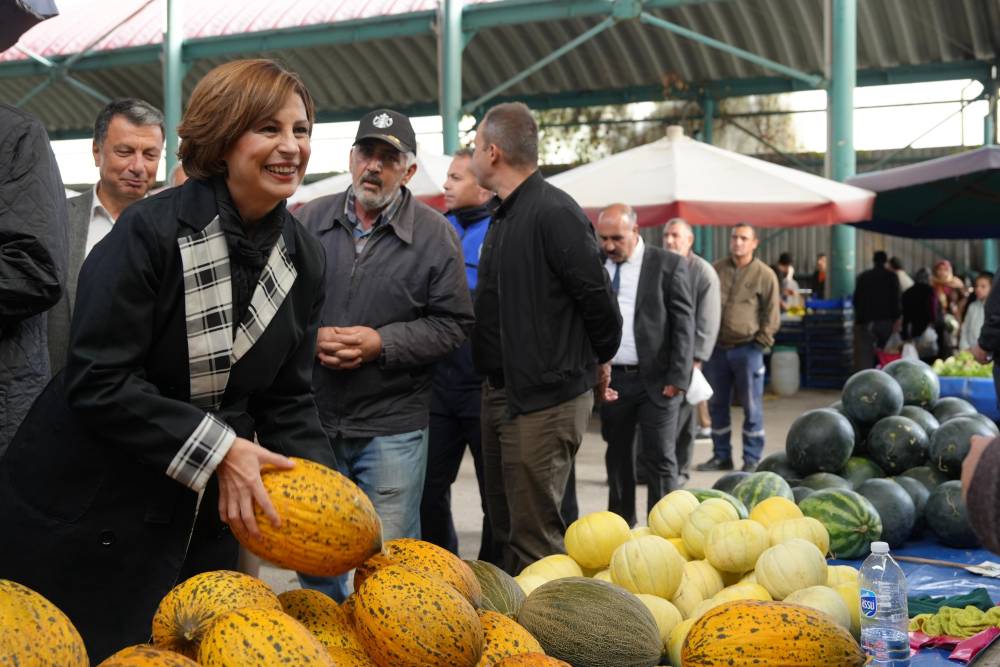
left=0, top=59, right=336, bottom=663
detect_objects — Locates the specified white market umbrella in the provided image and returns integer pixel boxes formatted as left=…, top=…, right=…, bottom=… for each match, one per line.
left=289, top=150, right=453, bottom=211
left=548, top=125, right=875, bottom=228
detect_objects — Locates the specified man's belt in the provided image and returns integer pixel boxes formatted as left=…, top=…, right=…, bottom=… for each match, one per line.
left=612, top=364, right=640, bottom=373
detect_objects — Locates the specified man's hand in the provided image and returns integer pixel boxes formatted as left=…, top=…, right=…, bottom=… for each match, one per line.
left=693, top=360, right=702, bottom=371
left=217, top=438, right=295, bottom=539
left=662, top=385, right=682, bottom=398
left=962, top=435, right=995, bottom=503
left=317, top=325, right=382, bottom=370
left=972, top=343, right=992, bottom=365
left=596, top=362, right=617, bottom=403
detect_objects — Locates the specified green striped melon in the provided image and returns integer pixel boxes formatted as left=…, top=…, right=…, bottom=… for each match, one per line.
left=731, top=472, right=794, bottom=510
left=838, top=457, right=885, bottom=489
left=798, top=489, right=883, bottom=559
left=466, top=560, right=526, bottom=619
left=687, top=489, right=749, bottom=519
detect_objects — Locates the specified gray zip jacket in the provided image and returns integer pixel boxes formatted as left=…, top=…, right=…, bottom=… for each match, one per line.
left=297, top=187, right=474, bottom=438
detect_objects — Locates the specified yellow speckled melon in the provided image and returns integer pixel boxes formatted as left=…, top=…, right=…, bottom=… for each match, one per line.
left=354, top=538, right=482, bottom=606
left=0, top=579, right=87, bottom=666
left=476, top=609, right=544, bottom=667
left=98, top=645, right=201, bottom=666
left=197, top=607, right=334, bottom=666
left=278, top=588, right=365, bottom=654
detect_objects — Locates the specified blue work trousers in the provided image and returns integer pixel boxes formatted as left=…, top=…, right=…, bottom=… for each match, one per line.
left=704, top=343, right=766, bottom=464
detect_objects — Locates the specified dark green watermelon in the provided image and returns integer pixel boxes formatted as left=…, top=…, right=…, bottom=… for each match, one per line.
left=965, top=413, right=1000, bottom=437
left=882, top=359, right=940, bottom=408
left=792, top=486, right=816, bottom=503
left=800, top=472, right=853, bottom=491
left=831, top=400, right=870, bottom=455
left=688, top=488, right=749, bottom=519
left=842, top=369, right=904, bottom=425
left=798, top=488, right=883, bottom=559
left=899, top=405, right=940, bottom=437
left=931, top=397, right=977, bottom=423
left=928, top=416, right=996, bottom=478
left=785, top=408, right=855, bottom=475
left=891, top=475, right=930, bottom=536
left=712, top=471, right=750, bottom=495
left=925, top=480, right=980, bottom=548
left=756, top=452, right=802, bottom=484
left=900, top=465, right=950, bottom=492
left=839, top=457, right=885, bottom=489
left=867, top=416, right=929, bottom=475
left=856, top=478, right=917, bottom=548
left=732, top=472, right=795, bottom=510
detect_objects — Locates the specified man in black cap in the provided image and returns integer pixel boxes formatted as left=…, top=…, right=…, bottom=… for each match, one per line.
left=296, top=109, right=474, bottom=600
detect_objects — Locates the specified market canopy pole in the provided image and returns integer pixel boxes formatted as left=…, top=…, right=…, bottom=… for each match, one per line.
left=827, top=0, right=857, bottom=299
left=439, top=0, right=463, bottom=154
left=983, top=72, right=999, bottom=272
left=700, top=96, right=715, bottom=262
left=163, top=0, right=183, bottom=179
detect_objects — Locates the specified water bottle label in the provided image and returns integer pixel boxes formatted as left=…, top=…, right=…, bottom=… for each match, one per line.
left=860, top=588, right=878, bottom=617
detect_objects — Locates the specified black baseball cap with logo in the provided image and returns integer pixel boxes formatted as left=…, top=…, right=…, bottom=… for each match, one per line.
left=354, top=109, right=417, bottom=155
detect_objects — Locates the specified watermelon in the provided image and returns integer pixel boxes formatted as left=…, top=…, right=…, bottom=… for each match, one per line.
left=756, top=452, right=801, bottom=484
left=832, top=401, right=870, bottom=455
left=891, top=475, right=930, bottom=536
left=966, top=413, right=1000, bottom=436
left=838, top=457, right=885, bottom=489
left=798, top=488, right=883, bottom=559
left=785, top=408, right=855, bottom=475
left=712, top=471, right=750, bottom=495
left=688, top=488, right=749, bottom=519
left=866, top=416, right=929, bottom=475
left=841, top=369, right=904, bottom=425
left=899, top=405, right=940, bottom=437
left=925, top=480, right=980, bottom=548
left=900, top=465, right=950, bottom=492
left=731, top=472, right=795, bottom=510
left=792, top=486, right=816, bottom=503
left=927, top=416, right=996, bottom=478
left=882, top=359, right=940, bottom=408
left=931, top=397, right=977, bottom=423
left=856, top=478, right=917, bottom=548
left=799, top=472, right=853, bottom=491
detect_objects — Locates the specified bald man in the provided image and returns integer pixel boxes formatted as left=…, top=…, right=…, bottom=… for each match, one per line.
left=596, top=204, right=694, bottom=525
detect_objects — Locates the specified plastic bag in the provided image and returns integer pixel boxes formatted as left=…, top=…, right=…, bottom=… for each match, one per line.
left=687, top=367, right=714, bottom=405
left=902, top=342, right=919, bottom=361
left=917, top=325, right=939, bottom=357
left=884, top=331, right=904, bottom=353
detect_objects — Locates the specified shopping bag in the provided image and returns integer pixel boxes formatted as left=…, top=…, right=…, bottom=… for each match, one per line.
left=902, top=342, right=919, bottom=361
left=687, top=367, right=713, bottom=405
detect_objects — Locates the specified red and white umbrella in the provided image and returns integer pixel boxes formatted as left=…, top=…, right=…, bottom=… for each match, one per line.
left=548, top=126, right=875, bottom=228
left=289, top=150, right=453, bottom=211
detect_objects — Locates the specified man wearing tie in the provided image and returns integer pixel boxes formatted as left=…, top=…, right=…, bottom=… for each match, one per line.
left=597, top=204, right=695, bottom=526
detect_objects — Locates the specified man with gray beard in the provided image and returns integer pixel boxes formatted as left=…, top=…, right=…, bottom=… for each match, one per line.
left=663, top=218, right=720, bottom=485
left=296, top=109, right=474, bottom=600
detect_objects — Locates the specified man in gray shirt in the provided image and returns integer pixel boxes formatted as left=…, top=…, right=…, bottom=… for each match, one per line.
left=663, top=218, right=721, bottom=485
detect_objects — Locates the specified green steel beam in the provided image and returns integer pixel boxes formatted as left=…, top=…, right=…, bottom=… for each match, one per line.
left=700, top=96, right=715, bottom=262
left=461, top=15, right=617, bottom=113
left=461, top=0, right=725, bottom=31
left=829, top=0, right=857, bottom=300
left=985, top=84, right=998, bottom=272
left=163, top=0, right=183, bottom=179
left=440, top=0, right=463, bottom=154
left=640, top=12, right=824, bottom=88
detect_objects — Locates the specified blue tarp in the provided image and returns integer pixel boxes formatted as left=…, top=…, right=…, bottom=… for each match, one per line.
left=832, top=539, right=1000, bottom=665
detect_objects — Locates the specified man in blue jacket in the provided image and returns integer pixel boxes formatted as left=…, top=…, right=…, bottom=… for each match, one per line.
left=420, top=148, right=498, bottom=562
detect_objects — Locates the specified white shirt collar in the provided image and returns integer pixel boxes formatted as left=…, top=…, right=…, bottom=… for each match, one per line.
left=607, top=236, right=645, bottom=267
left=91, top=182, right=116, bottom=223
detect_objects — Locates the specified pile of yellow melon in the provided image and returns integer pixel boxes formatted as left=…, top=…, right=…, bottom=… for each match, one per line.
left=516, top=491, right=865, bottom=667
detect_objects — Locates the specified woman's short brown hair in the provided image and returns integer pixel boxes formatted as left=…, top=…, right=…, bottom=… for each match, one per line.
left=177, top=59, right=315, bottom=180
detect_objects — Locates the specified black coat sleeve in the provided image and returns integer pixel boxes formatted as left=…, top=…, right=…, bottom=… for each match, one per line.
left=0, top=113, right=67, bottom=326
left=662, top=254, right=695, bottom=390
left=542, top=204, right=622, bottom=364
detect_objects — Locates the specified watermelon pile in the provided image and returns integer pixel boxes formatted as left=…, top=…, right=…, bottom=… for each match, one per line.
left=749, top=361, right=996, bottom=556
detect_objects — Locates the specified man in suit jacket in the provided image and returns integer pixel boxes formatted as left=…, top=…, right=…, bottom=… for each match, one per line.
left=598, top=203, right=695, bottom=526
left=48, top=98, right=164, bottom=374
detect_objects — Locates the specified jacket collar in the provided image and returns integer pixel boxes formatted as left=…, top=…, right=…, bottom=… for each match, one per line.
left=495, top=169, right=543, bottom=219
left=177, top=177, right=298, bottom=257
left=320, top=185, right=416, bottom=245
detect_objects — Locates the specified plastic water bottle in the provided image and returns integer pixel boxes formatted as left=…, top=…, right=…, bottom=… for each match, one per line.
left=859, top=541, right=911, bottom=666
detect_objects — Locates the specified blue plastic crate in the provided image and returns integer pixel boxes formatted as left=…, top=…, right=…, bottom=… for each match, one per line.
left=806, top=297, right=853, bottom=310
left=938, top=376, right=1000, bottom=420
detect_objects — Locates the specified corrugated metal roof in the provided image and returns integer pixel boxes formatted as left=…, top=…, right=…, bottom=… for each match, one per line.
left=0, top=0, right=997, bottom=136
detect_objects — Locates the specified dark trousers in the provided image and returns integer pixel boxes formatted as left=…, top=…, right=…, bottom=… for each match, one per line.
left=675, top=397, right=698, bottom=486
left=482, top=383, right=593, bottom=574
left=599, top=367, right=681, bottom=527
left=854, top=320, right=895, bottom=371
left=420, top=400, right=499, bottom=564
left=705, top=344, right=766, bottom=464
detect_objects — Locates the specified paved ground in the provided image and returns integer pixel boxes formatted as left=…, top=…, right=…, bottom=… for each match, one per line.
left=259, top=387, right=838, bottom=593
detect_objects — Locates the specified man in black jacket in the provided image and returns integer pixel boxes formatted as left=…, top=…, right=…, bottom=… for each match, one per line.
left=853, top=250, right=901, bottom=370
left=470, top=102, right=622, bottom=573
left=598, top=204, right=694, bottom=526
left=296, top=110, right=474, bottom=598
